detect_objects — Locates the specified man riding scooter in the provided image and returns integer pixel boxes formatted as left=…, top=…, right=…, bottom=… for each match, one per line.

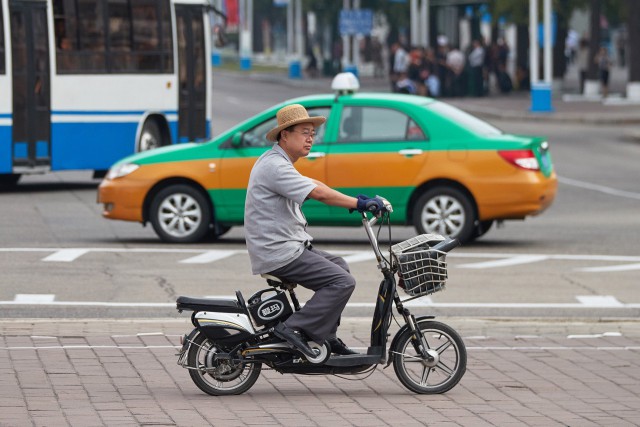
left=244, top=104, right=385, bottom=359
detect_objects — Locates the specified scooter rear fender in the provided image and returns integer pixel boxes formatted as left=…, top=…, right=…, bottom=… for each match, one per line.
left=194, top=311, right=256, bottom=344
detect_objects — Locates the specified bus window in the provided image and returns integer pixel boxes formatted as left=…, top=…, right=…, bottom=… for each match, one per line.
left=54, top=0, right=106, bottom=73
left=107, top=0, right=133, bottom=72
left=131, top=1, right=172, bottom=72
left=54, top=0, right=173, bottom=74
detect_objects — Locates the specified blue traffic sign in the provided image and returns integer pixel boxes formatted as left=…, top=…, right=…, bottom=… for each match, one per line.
left=339, top=9, right=373, bottom=36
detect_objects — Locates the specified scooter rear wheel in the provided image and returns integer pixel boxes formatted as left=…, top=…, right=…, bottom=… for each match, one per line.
left=391, top=320, right=466, bottom=394
left=188, top=333, right=261, bottom=396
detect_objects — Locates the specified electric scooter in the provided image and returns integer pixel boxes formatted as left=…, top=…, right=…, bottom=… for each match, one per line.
left=175, top=199, right=466, bottom=395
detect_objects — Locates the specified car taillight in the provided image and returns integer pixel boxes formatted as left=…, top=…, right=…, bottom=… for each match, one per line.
left=498, top=149, right=540, bottom=171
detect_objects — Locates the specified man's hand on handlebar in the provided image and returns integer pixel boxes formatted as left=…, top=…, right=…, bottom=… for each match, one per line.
left=350, top=194, right=390, bottom=216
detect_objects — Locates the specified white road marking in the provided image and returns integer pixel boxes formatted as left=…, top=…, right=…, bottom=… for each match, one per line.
left=341, top=252, right=377, bottom=264
left=1, top=345, right=179, bottom=350
left=42, top=249, right=90, bottom=262
left=558, top=175, right=640, bottom=200
left=567, top=332, right=622, bottom=339
left=2, top=247, right=640, bottom=262
left=403, top=297, right=433, bottom=306
left=3, top=295, right=638, bottom=309
left=457, top=255, right=549, bottom=269
left=2, top=248, right=640, bottom=272
left=576, top=295, right=624, bottom=307
left=14, top=294, right=55, bottom=303
left=1, top=300, right=175, bottom=307
left=577, top=263, right=640, bottom=272
left=179, top=250, right=237, bottom=264
left=467, top=346, right=640, bottom=351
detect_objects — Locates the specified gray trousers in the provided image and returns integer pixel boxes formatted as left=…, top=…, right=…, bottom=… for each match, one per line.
left=268, top=246, right=355, bottom=343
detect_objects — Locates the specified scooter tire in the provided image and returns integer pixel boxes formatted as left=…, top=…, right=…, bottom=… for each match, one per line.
left=391, top=320, right=466, bottom=394
left=187, top=333, right=261, bottom=396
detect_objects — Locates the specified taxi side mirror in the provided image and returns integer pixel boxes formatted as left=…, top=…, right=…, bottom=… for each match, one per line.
left=231, top=132, right=243, bottom=147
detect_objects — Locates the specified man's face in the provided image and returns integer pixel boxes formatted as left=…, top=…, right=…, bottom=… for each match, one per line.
left=280, top=123, right=316, bottom=162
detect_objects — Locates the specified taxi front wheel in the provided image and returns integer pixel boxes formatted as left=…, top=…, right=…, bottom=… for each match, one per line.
left=412, top=187, right=476, bottom=243
left=150, top=184, right=212, bottom=243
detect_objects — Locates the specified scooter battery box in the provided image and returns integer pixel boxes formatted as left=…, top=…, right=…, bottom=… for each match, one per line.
left=248, top=291, right=292, bottom=326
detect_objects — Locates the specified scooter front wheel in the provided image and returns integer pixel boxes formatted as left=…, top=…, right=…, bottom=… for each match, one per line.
left=391, top=320, right=466, bottom=394
left=188, top=333, right=261, bottom=396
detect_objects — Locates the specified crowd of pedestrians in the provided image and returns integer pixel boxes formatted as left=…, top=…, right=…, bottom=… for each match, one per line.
left=388, top=36, right=513, bottom=99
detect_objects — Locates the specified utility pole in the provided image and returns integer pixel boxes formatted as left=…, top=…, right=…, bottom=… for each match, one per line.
left=342, top=0, right=351, bottom=72
left=239, top=0, right=253, bottom=70
left=626, top=0, right=640, bottom=99
left=287, top=0, right=303, bottom=79
left=529, top=0, right=553, bottom=112
left=410, top=0, right=430, bottom=48
left=584, top=0, right=601, bottom=96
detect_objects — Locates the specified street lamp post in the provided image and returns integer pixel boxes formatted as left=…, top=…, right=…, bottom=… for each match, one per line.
left=530, top=0, right=554, bottom=112
left=239, top=0, right=253, bottom=70
left=287, top=0, right=303, bottom=79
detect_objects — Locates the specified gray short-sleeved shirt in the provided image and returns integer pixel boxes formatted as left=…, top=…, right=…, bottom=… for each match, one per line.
left=244, top=144, right=317, bottom=274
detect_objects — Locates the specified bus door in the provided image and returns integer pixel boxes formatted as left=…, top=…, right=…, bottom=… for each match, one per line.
left=175, top=4, right=206, bottom=143
left=10, top=0, right=51, bottom=172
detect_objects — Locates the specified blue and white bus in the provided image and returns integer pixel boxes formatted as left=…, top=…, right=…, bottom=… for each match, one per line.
left=0, top=0, right=216, bottom=185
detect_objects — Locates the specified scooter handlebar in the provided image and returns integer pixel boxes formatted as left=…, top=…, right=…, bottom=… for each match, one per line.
left=431, top=238, right=460, bottom=253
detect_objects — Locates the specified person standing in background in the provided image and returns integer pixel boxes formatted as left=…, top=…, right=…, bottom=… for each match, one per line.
left=576, top=38, right=590, bottom=94
left=446, top=45, right=466, bottom=97
left=595, top=46, right=612, bottom=98
left=467, top=39, right=485, bottom=97
left=390, top=42, right=409, bottom=92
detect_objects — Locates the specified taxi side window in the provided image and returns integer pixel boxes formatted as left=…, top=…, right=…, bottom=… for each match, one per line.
left=338, top=107, right=426, bottom=142
left=239, top=107, right=330, bottom=148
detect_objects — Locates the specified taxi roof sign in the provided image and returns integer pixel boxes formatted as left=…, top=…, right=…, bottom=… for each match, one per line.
left=331, top=72, right=360, bottom=94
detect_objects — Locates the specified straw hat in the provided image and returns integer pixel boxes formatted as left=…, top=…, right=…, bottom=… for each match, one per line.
left=266, top=104, right=326, bottom=142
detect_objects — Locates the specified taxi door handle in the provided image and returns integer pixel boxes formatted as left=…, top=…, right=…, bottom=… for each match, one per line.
left=399, top=149, right=423, bottom=157
left=307, top=152, right=326, bottom=159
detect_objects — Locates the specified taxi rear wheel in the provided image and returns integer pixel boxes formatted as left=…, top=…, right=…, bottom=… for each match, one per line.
left=150, top=184, right=211, bottom=243
left=413, top=186, right=476, bottom=243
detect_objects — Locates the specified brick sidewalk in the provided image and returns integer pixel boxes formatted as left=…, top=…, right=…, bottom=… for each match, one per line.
left=1, top=318, right=639, bottom=426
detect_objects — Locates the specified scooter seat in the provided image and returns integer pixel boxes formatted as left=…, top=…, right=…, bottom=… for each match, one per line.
left=260, top=274, right=297, bottom=289
left=176, top=296, right=244, bottom=314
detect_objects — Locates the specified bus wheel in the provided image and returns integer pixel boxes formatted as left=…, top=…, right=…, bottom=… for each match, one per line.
left=0, top=174, right=21, bottom=187
left=150, top=184, right=211, bottom=243
left=139, top=120, right=163, bottom=152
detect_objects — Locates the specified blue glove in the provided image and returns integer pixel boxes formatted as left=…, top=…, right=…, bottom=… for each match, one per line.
left=354, top=194, right=385, bottom=214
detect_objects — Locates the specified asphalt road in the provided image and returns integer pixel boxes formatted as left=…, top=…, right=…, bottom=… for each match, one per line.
left=1, top=74, right=639, bottom=319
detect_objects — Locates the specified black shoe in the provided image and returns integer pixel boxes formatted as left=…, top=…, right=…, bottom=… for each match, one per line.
left=273, top=323, right=316, bottom=359
left=327, top=337, right=359, bottom=355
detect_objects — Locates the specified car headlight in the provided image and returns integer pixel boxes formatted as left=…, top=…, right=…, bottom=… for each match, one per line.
left=106, top=163, right=140, bottom=180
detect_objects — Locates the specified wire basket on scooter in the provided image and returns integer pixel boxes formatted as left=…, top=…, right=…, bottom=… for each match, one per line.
left=391, top=234, right=448, bottom=297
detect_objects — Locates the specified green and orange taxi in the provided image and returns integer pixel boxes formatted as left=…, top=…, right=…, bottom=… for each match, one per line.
left=98, top=73, right=557, bottom=243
